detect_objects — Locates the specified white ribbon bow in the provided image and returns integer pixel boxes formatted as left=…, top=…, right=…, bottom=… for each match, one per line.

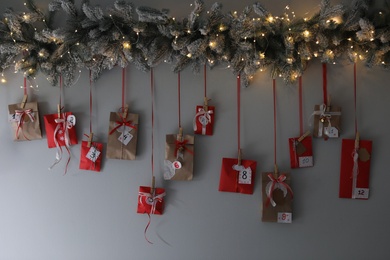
left=139, top=191, right=166, bottom=214
left=193, top=108, right=213, bottom=135
left=310, top=104, right=341, bottom=137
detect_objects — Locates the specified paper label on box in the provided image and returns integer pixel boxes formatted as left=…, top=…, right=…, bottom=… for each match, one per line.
left=67, top=115, right=76, bottom=126
left=172, top=161, right=182, bottom=170
left=298, top=156, right=313, bottom=167
left=118, top=131, right=133, bottom=145
left=324, top=126, right=338, bottom=138
left=277, top=212, right=292, bottom=223
left=238, top=167, right=252, bottom=184
left=86, top=146, right=100, bottom=162
left=9, top=113, right=21, bottom=122
left=353, top=188, right=369, bottom=199
left=198, top=115, right=209, bottom=126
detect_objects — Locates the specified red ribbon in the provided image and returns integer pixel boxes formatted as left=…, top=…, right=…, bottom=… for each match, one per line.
left=266, top=173, right=294, bottom=207
left=15, top=109, right=34, bottom=140
left=109, top=118, right=137, bottom=135
left=174, top=139, right=194, bottom=157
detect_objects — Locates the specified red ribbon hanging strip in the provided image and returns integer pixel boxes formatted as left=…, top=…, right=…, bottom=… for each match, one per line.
left=354, top=63, right=358, bottom=135
left=322, top=63, right=328, bottom=105
left=298, top=76, right=303, bottom=136
left=23, top=76, right=27, bottom=95
left=89, top=70, right=93, bottom=134
left=178, top=72, right=181, bottom=128
left=122, top=68, right=126, bottom=110
left=151, top=68, right=155, bottom=178
left=273, top=79, right=277, bottom=165
left=59, top=75, right=62, bottom=111
left=237, top=74, right=241, bottom=153
left=204, top=64, right=207, bottom=98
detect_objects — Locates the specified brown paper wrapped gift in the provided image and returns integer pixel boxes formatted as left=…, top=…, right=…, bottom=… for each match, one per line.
left=261, top=172, right=293, bottom=223
left=313, top=104, right=341, bottom=138
left=106, top=112, right=138, bottom=160
left=164, top=134, right=194, bottom=181
left=8, top=102, right=42, bottom=141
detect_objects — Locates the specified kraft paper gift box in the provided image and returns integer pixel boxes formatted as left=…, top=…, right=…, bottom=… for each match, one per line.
left=164, top=134, right=194, bottom=181
left=8, top=101, right=42, bottom=141
left=262, top=172, right=293, bottom=223
left=44, top=112, right=77, bottom=148
left=313, top=104, right=341, bottom=139
left=79, top=140, right=103, bottom=172
left=193, top=105, right=215, bottom=135
left=339, top=138, right=372, bottom=199
left=219, top=158, right=257, bottom=194
left=288, top=133, right=313, bottom=168
left=137, top=186, right=166, bottom=215
left=106, top=112, right=138, bottom=160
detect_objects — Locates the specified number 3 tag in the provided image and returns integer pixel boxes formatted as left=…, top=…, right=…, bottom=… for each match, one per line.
left=238, top=167, right=252, bottom=184
left=86, top=146, right=100, bottom=162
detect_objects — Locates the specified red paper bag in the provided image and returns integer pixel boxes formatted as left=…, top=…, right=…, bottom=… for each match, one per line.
left=44, top=112, right=78, bottom=148
left=193, top=105, right=215, bottom=135
left=339, top=139, right=372, bottom=199
left=262, top=172, right=293, bottom=223
left=79, top=140, right=103, bottom=172
left=289, top=134, right=313, bottom=168
left=137, top=186, right=166, bottom=215
left=219, top=158, right=257, bottom=194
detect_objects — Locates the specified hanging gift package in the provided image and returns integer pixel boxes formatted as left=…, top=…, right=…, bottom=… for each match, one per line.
left=193, top=105, right=215, bottom=135
left=44, top=112, right=77, bottom=148
left=164, top=133, right=194, bottom=181
left=79, top=138, right=103, bottom=172
left=106, top=111, right=138, bottom=160
left=289, top=132, right=313, bottom=168
left=9, top=101, right=42, bottom=141
left=137, top=186, right=166, bottom=215
left=219, top=157, right=257, bottom=194
left=261, top=172, right=293, bottom=223
left=312, top=103, right=341, bottom=138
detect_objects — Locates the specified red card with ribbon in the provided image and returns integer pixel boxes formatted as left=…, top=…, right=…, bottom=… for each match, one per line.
left=339, top=139, right=372, bottom=199
left=219, top=158, right=257, bottom=194
left=137, top=186, right=166, bottom=215
left=194, top=105, right=215, bottom=135
left=44, top=112, right=78, bottom=148
left=79, top=140, right=103, bottom=172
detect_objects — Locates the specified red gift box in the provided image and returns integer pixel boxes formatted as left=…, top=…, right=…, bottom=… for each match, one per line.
left=79, top=141, right=103, bottom=172
left=44, top=112, right=78, bottom=148
left=137, top=186, right=166, bottom=215
left=193, top=105, right=215, bottom=135
left=288, top=135, right=313, bottom=168
left=339, top=138, right=372, bottom=199
left=219, top=158, right=257, bottom=194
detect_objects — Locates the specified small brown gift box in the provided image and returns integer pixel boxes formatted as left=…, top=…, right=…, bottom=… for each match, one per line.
left=313, top=104, right=341, bottom=138
left=8, top=102, right=42, bottom=141
left=261, top=172, right=293, bottom=223
left=106, top=112, right=138, bottom=160
left=164, top=134, right=194, bottom=181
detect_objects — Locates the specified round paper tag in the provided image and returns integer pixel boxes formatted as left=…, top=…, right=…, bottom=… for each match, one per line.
left=198, top=115, right=209, bottom=126
left=146, top=197, right=154, bottom=205
left=172, top=161, right=182, bottom=170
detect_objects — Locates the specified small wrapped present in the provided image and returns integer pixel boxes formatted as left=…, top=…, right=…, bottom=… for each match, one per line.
left=106, top=111, right=138, bottom=160
left=8, top=101, right=42, bottom=141
left=79, top=134, right=103, bottom=172
left=262, top=171, right=293, bottom=223
left=44, top=112, right=77, bottom=148
left=339, top=135, right=372, bottom=199
left=137, top=186, right=166, bottom=215
left=164, top=132, right=194, bottom=181
left=312, top=104, right=341, bottom=139
left=219, top=156, right=257, bottom=194
left=288, top=131, right=313, bottom=168
left=193, top=104, right=215, bottom=136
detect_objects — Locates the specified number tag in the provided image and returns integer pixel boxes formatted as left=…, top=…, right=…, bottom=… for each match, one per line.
left=238, top=167, right=252, bottom=184
left=86, top=146, right=100, bottom=162
left=118, top=131, right=133, bottom=145
left=198, top=115, right=209, bottom=126
left=298, top=156, right=313, bottom=167
left=324, top=126, right=338, bottom=138
left=9, top=113, right=21, bottom=122
left=67, top=115, right=76, bottom=126
left=277, top=212, right=292, bottom=223
left=172, top=161, right=182, bottom=170
left=353, top=188, right=369, bottom=199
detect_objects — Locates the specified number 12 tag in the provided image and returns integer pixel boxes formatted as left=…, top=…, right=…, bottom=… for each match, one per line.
left=353, top=188, right=369, bottom=199
left=238, top=167, right=252, bottom=184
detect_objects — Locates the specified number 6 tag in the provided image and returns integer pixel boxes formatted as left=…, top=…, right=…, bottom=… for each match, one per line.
left=238, top=167, right=252, bottom=184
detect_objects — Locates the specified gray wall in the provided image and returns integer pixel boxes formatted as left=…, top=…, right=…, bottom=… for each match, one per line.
left=1, top=0, right=390, bottom=259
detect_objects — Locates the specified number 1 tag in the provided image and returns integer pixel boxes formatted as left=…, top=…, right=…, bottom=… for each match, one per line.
left=198, top=115, right=209, bottom=126
left=324, top=126, right=338, bottom=138
left=118, top=131, right=133, bottom=145
left=86, top=146, right=101, bottom=162
left=353, top=188, right=369, bottom=199
left=238, top=167, right=252, bottom=184
left=277, top=212, right=292, bottom=223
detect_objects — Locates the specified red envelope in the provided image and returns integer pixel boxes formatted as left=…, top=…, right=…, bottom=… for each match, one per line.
left=193, top=105, right=215, bottom=135
left=44, top=112, right=78, bottom=148
left=79, top=141, right=103, bottom=172
left=288, top=136, right=313, bottom=168
left=137, top=186, right=166, bottom=215
left=219, top=158, right=257, bottom=194
left=339, top=139, right=372, bottom=199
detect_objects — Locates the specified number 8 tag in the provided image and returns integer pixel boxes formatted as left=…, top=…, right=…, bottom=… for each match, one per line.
left=238, top=167, right=252, bottom=184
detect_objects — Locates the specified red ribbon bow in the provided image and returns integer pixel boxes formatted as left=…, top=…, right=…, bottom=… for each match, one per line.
left=266, top=173, right=294, bottom=207
left=14, top=108, right=35, bottom=140
left=109, top=118, right=137, bottom=135
left=174, top=139, right=194, bottom=157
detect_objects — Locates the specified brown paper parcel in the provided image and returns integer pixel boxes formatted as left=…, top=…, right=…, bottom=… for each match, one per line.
left=106, top=112, right=138, bottom=160
left=261, top=172, right=293, bottom=223
left=8, top=102, right=42, bottom=141
left=164, top=134, right=194, bottom=181
left=313, top=104, right=341, bottom=138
